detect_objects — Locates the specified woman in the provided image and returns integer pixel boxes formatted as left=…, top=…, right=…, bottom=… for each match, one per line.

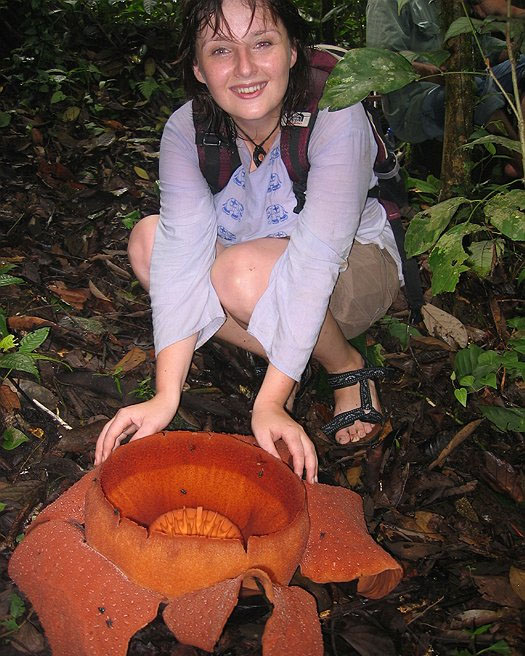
left=95, top=0, right=402, bottom=484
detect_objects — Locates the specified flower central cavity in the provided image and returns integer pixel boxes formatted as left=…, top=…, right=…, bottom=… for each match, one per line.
left=149, top=506, right=242, bottom=539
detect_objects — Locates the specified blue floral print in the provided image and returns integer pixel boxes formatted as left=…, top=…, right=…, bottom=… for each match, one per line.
left=217, top=226, right=237, bottom=242
left=222, top=198, right=244, bottom=221
left=233, top=168, right=246, bottom=188
left=267, top=173, right=282, bottom=193
left=266, top=204, right=288, bottom=225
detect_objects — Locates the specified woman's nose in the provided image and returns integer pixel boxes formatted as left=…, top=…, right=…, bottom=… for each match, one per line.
left=234, top=46, right=257, bottom=78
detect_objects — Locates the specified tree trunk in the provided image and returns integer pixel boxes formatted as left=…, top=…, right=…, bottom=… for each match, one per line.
left=439, top=0, right=473, bottom=198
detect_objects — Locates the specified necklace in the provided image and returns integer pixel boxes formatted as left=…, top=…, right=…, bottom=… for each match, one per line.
left=233, top=120, right=280, bottom=168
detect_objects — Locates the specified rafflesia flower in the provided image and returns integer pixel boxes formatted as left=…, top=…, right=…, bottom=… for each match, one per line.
left=9, top=431, right=402, bottom=655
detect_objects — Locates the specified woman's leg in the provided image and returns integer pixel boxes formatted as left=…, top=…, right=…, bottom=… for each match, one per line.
left=129, top=222, right=391, bottom=444
left=127, top=215, right=267, bottom=356
left=211, top=238, right=390, bottom=444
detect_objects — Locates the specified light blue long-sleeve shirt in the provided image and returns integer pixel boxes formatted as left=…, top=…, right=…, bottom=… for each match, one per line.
left=150, top=100, right=401, bottom=381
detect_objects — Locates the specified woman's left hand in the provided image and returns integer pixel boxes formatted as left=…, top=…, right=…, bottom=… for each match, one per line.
left=251, top=400, right=318, bottom=484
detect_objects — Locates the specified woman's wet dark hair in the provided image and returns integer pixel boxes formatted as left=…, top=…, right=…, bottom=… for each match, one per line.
left=177, top=0, right=311, bottom=139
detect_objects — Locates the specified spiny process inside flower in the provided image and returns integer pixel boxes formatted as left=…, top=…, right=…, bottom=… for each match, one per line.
left=149, top=506, right=242, bottom=539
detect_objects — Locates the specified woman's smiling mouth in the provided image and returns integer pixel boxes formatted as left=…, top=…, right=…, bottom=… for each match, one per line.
left=232, top=82, right=267, bottom=95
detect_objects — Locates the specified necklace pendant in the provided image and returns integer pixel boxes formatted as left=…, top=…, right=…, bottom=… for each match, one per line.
left=253, top=145, right=266, bottom=167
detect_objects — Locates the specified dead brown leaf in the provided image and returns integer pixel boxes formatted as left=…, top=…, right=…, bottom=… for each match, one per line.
left=473, top=575, right=524, bottom=608
left=483, top=451, right=524, bottom=503
left=421, top=304, right=469, bottom=349
left=509, top=566, right=525, bottom=602
left=8, top=316, right=54, bottom=332
left=0, top=385, right=21, bottom=412
left=88, top=279, right=112, bottom=302
left=48, top=282, right=90, bottom=310
left=9, top=621, right=46, bottom=654
left=489, top=296, right=509, bottom=342
left=113, top=346, right=147, bottom=374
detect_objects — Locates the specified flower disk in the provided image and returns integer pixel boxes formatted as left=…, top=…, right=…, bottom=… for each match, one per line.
left=84, top=431, right=310, bottom=597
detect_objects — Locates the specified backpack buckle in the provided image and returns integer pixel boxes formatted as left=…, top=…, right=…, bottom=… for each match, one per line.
left=202, top=132, right=222, bottom=147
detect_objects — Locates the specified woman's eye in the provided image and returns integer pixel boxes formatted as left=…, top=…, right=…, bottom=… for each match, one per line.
left=255, top=40, right=272, bottom=49
left=211, top=47, right=229, bottom=56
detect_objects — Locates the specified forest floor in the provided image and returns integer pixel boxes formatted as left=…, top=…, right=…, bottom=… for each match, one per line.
left=0, top=84, right=524, bottom=656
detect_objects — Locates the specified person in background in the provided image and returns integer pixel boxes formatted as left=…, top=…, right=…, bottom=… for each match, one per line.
left=366, top=0, right=525, bottom=173
left=95, top=0, right=403, bottom=481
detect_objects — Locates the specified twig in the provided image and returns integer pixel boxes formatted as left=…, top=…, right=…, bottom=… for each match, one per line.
left=429, top=419, right=483, bottom=469
left=406, top=595, right=445, bottom=625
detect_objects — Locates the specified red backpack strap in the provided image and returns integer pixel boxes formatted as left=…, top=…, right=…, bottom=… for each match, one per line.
left=193, top=105, right=241, bottom=195
left=281, top=48, right=339, bottom=213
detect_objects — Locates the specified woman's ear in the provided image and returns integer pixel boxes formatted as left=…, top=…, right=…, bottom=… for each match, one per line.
left=289, top=44, right=297, bottom=69
left=193, top=61, right=206, bottom=85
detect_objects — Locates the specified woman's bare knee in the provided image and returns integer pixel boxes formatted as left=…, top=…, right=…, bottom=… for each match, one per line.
left=211, top=238, right=287, bottom=321
left=128, top=214, right=159, bottom=290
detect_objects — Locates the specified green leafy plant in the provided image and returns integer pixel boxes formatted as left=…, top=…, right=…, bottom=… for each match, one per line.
left=132, top=376, right=155, bottom=401
left=0, top=593, right=26, bottom=634
left=452, top=318, right=525, bottom=431
left=451, top=622, right=511, bottom=655
left=380, top=316, right=422, bottom=350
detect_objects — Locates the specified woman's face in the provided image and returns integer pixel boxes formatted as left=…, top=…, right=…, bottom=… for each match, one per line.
left=193, top=0, right=297, bottom=136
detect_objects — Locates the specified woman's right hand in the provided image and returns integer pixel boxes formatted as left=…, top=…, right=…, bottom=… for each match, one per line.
left=94, top=393, right=179, bottom=466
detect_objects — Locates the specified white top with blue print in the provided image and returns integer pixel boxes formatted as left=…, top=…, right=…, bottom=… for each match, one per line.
left=151, top=101, right=401, bottom=380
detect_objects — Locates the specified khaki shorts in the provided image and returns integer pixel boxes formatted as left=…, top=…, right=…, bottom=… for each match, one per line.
left=329, top=242, right=400, bottom=339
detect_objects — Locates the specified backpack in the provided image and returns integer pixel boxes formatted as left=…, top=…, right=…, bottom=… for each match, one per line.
left=193, top=45, right=424, bottom=322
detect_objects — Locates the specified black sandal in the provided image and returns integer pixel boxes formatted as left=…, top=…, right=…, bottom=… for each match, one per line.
left=321, top=365, right=393, bottom=445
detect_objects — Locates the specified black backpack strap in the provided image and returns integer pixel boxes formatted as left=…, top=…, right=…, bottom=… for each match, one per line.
left=194, top=108, right=241, bottom=195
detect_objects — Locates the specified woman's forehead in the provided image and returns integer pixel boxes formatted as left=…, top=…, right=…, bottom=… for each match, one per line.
left=198, top=1, right=281, bottom=43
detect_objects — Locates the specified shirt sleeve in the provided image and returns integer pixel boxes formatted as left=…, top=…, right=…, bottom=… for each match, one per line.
left=150, top=102, right=225, bottom=355
left=247, top=103, right=378, bottom=380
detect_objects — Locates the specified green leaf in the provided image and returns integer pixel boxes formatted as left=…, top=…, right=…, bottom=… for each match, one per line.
left=2, top=428, right=30, bottom=451
left=404, top=197, right=469, bottom=257
left=381, top=316, right=421, bottom=350
left=50, top=90, right=67, bottom=104
left=0, top=502, right=5, bottom=511
left=444, top=17, right=483, bottom=42
left=397, top=0, right=410, bottom=13
left=428, top=222, right=483, bottom=294
left=121, top=210, right=141, bottom=230
left=518, top=267, right=525, bottom=285
left=454, top=387, right=468, bottom=407
left=481, top=639, right=511, bottom=655
left=454, top=344, right=502, bottom=391
left=485, top=190, right=525, bottom=241
left=508, top=316, right=525, bottom=331
left=62, top=106, right=81, bottom=122
left=9, top=594, right=25, bottom=620
left=467, top=239, right=504, bottom=278
left=0, top=112, right=11, bottom=128
left=0, top=353, right=40, bottom=378
left=19, top=327, right=50, bottom=353
left=319, top=48, right=419, bottom=111
left=464, top=134, right=522, bottom=154
left=479, top=406, right=525, bottom=432
left=0, top=335, right=17, bottom=352
left=0, top=309, right=7, bottom=338
left=0, top=274, right=25, bottom=287
left=406, top=174, right=441, bottom=195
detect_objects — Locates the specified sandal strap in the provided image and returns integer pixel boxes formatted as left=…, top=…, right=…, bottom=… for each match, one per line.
left=326, top=366, right=392, bottom=390
left=322, top=408, right=384, bottom=438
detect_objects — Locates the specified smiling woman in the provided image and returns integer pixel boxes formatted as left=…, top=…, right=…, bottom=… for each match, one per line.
left=94, top=0, right=403, bottom=487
